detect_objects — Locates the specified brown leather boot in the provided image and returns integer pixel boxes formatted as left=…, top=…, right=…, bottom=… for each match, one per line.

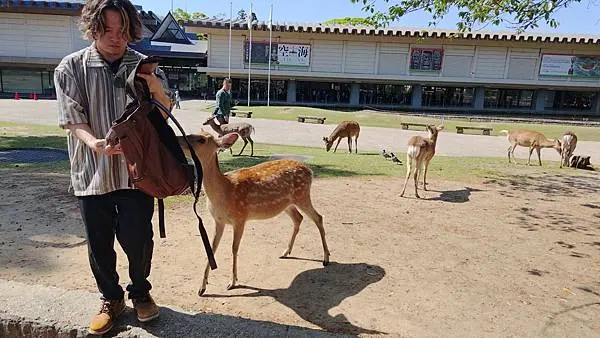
left=88, top=298, right=125, bottom=335
left=132, top=294, right=160, bottom=322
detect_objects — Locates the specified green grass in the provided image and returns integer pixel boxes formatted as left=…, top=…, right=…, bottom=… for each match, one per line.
left=0, top=122, right=66, bottom=149
left=233, top=105, right=600, bottom=141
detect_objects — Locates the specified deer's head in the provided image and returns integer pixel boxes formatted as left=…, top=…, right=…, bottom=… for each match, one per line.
left=322, top=137, right=334, bottom=152
left=426, top=124, right=444, bottom=140
left=184, top=131, right=239, bottom=159
left=553, top=139, right=562, bottom=154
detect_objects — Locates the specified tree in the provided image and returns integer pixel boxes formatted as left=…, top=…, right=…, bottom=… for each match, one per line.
left=172, top=8, right=207, bottom=22
left=350, top=0, right=580, bottom=32
left=237, top=9, right=258, bottom=22
left=237, top=9, right=247, bottom=20
left=323, top=17, right=373, bottom=26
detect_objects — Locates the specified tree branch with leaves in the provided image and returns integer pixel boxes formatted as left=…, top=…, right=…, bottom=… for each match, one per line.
left=351, top=0, right=581, bottom=32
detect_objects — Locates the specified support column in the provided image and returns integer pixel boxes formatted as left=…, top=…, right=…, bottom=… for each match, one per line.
left=535, top=89, right=547, bottom=113
left=411, top=84, right=422, bottom=109
left=594, top=91, right=600, bottom=115
left=350, top=83, right=360, bottom=106
left=473, top=87, right=485, bottom=110
left=287, top=80, right=296, bottom=103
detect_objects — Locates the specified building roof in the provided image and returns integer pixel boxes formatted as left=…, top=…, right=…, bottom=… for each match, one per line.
left=0, top=0, right=84, bottom=16
left=151, top=11, right=193, bottom=45
left=130, top=38, right=207, bottom=59
left=185, top=18, right=600, bottom=45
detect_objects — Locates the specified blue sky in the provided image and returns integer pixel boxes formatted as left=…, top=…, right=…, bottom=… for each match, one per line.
left=136, top=0, right=600, bottom=34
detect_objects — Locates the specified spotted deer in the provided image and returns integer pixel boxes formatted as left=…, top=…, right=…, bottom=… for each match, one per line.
left=560, top=131, right=578, bottom=168
left=501, top=130, right=562, bottom=166
left=400, top=124, right=444, bottom=199
left=202, top=116, right=255, bottom=156
left=322, top=120, right=360, bottom=154
left=177, top=132, right=330, bottom=296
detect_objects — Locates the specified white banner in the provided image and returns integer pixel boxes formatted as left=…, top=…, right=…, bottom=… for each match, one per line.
left=277, top=43, right=310, bottom=67
left=539, top=54, right=574, bottom=76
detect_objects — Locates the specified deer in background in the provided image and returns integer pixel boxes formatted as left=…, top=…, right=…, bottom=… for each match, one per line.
left=202, top=116, right=255, bottom=156
left=501, top=130, right=562, bottom=166
left=178, top=131, right=330, bottom=296
left=400, top=124, right=444, bottom=199
left=560, top=131, right=578, bottom=168
left=322, top=120, right=360, bottom=154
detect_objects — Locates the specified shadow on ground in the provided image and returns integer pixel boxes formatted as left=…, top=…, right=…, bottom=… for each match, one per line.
left=427, top=187, right=482, bottom=203
left=107, top=307, right=346, bottom=338
left=202, top=262, right=386, bottom=335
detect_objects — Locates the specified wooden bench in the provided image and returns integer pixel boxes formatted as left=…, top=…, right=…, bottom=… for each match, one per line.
left=456, top=126, right=493, bottom=136
left=400, top=122, right=429, bottom=130
left=231, top=111, right=252, bottom=118
left=297, top=115, right=326, bottom=124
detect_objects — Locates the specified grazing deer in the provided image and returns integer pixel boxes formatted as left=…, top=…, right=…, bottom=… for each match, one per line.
left=202, top=116, right=255, bottom=156
left=177, top=132, right=330, bottom=296
left=400, top=125, right=444, bottom=198
left=560, top=131, right=578, bottom=168
left=501, top=130, right=562, bottom=166
left=322, top=120, right=360, bottom=154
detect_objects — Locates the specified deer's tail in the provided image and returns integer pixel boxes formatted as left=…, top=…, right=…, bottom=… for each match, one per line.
left=407, top=145, right=420, bottom=159
left=500, top=130, right=510, bottom=135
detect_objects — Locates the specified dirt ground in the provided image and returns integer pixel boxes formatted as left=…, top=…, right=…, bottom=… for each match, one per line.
left=1, top=165, right=600, bottom=337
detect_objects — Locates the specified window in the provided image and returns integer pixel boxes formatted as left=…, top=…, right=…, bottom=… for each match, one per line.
left=359, top=84, right=412, bottom=106
left=422, top=86, right=474, bottom=107
left=484, top=89, right=535, bottom=109
left=219, top=79, right=287, bottom=102
left=546, top=90, right=596, bottom=111
left=296, top=81, right=351, bottom=104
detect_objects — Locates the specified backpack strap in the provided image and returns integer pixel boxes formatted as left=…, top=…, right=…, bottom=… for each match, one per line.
left=153, top=99, right=217, bottom=271
left=158, top=198, right=166, bottom=238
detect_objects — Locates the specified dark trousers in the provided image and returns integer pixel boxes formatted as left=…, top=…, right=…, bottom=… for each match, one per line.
left=78, top=189, right=154, bottom=300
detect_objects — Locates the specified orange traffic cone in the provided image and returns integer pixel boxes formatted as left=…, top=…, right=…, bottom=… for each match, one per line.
left=14, top=92, right=20, bottom=100
left=33, top=92, right=38, bottom=100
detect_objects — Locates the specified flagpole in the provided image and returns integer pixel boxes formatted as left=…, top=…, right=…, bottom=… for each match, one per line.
left=228, top=1, right=232, bottom=78
left=267, top=4, right=272, bottom=107
left=247, top=2, right=252, bottom=107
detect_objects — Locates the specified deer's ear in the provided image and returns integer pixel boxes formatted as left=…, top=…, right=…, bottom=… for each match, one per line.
left=218, top=133, right=239, bottom=149
left=436, top=125, right=445, bottom=131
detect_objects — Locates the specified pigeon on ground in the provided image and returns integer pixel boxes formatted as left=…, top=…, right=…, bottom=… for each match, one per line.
left=391, top=154, right=402, bottom=164
left=382, top=150, right=392, bottom=159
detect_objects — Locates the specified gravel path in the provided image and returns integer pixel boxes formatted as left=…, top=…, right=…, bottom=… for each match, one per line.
left=1, top=99, right=598, bottom=161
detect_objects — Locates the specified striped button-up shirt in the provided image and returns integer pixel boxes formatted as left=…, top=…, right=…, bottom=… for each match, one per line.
left=55, top=43, right=168, bottom=196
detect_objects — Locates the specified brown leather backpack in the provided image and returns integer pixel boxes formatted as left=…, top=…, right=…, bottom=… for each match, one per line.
left=106, top=56, right=216, bottom=270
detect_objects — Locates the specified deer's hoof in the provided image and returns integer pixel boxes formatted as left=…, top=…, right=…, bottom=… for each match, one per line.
left=279, top=251, right=290, bottom=259
left=198, top=288, right=206, bottom=297
left=226, top=281, right=237, bottom=290
left=323, top=260, right=329, bottom=267
left=416, top=194, right=422, bottom=199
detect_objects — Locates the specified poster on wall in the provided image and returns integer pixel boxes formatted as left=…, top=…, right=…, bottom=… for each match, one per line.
left=244, top=41, right=311, bottom=66
left=277, top=43, right=310, bottom=67
left=410, top=48, right=444, bottom=71
left=540, top=54, right=600, bottom=77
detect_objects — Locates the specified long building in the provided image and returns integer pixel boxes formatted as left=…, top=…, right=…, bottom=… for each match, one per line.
left=0, top=0, right=207, bottom=98
left=185, top=19, right=600, bottom=116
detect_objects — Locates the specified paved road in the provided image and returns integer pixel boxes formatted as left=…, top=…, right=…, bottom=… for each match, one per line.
left=0, top=279, right=343, bottom=337
left=2, top=99, right=599, bottom=162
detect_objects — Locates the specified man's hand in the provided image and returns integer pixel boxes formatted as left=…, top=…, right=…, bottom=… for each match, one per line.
left=91, top=139, right=123, bottom=156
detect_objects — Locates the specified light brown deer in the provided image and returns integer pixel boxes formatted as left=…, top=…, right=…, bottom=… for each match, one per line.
left=202, top=116, right=255, bottom=156
left=501, top=130, right=562, bottom=166
left=177, top=132, right=330, bottom=296
left=322, top=120, right=360, bottom=153
left=560, top=131, right=578, bottom=168
left=400, top=124, right=444, bottom=199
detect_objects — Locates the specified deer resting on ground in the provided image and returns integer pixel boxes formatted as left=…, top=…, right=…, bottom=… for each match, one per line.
left=177, top=132, right=330, bottom=296
left=322, top=120, right=360, bottom=153
left=400, top=124, right=444, bottom=198
left=202, top=116, right=255, bottom=156
left=501, top=130, right=562, bottom=166
left=560, top=131, right=578, bottom=168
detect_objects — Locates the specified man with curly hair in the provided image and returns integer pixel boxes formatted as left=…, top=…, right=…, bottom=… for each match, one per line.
left=54, top=0, right=171, bottom=334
